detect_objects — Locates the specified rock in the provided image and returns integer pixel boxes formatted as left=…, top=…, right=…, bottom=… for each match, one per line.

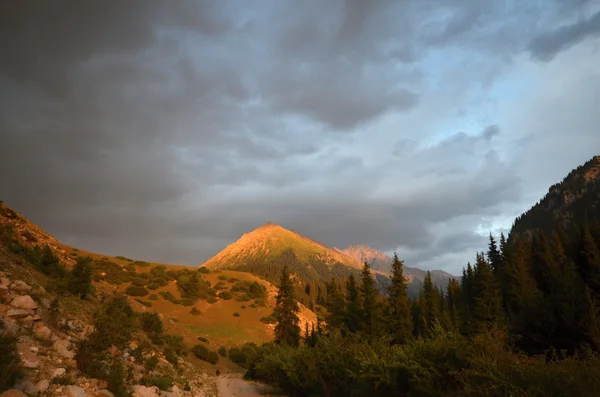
left=22, top=358, right=39, bottom=369
left=10, top=295, right=37, bottom=310
left=36, top=379, right=50, bottom=393
left=52, top=367, right=66, bottom=377
left=19, top=315, right=34, bottom=329
left=0, top=277, right=10, bottom=286
left=97, top=390, right=115, bottom=397
left=53, top=339, right=75, bottom=359
left=10, top=280, right=32, bottom=293
left=171, top=385, right=182, bottom=397
left=132, top=385, right=160, bottom=397
left=64, top=385, right=89, bottom=397
left=29, top=346, right=38, bottom=353
left=40, top=298, right=51, bottom=309
left=6, top=309, right=29, bottom=318
left=0, top=390, right=27, bottom=397
left=1, top=317, right=21, bottom=335
left=0, top=285, right=11, bottom=303
left=34, top=325, right=53, bottom=340
left=14, top=380, right=36, bottom=395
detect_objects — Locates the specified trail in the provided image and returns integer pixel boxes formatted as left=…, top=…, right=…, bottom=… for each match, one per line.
left=217, top=372, right=277, bottom=397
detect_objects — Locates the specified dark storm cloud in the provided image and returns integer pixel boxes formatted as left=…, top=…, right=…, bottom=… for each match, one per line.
left=528, top=9, right=600, bottom=61
left=0, top=0, right=598, bottom=272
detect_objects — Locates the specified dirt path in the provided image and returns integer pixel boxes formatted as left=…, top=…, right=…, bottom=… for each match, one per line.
left=217, top=373, right=276, bottom=397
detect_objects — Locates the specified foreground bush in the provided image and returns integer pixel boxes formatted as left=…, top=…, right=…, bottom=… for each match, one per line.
left=0, top=326, right=23, bottom=391
left=191, top=344, right=219, bottom=364
left=246, top=328, right=600, bottom=397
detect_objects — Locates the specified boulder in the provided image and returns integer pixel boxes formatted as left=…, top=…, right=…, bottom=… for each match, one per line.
left=10, top=295, right=37, bottom=310
left=34, top=325, right=53, bottom=340
left=6, top=309, right=29, bottom=318
left=0, top=390, right=27, bottom=397
left=64, top=385, right=90, bottom=397
left=52, top=367, right=66, bottom=377
left=36, top=379, right=50, bottom=393
left=0, top=285, right=11, bottom=303
left=22, top=358, right=39, bottom=369
left=97, top=390, right=115, bottom=397
left=10, top=280, right=32, bottom=293
left=53, top=339, right=75, bottom=359
left=132, top=385, right=160, bottom=397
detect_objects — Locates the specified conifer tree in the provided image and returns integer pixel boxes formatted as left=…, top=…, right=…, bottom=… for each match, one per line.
left=274, top=266, right=301, bottom=347
left=418, top=271, right=440, bottom=336
left=487, top=234, right=501, bottom=275
left=68, top=256, right=94, bottom=298
left=387, top=253, right=412, bottom=343
left=325, top=278, right=346, bottom=331
left=360, top=262, right=381, bottom=337
left=345, top=274, right=361, bottom=333
left=580, top=224, right=600, bottom=295
left=446, top=278, right=461, bottom=331
left=471, top=252, right=504, bottom=332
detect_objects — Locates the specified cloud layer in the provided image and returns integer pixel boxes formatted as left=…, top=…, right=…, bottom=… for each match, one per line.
left=1, top=0, right=599, bottom=274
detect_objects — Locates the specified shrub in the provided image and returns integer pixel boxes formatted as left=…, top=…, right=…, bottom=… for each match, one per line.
left=159, top=291, right=179, bottom=304
left=197, top=266, right=210, bottom=274
left=52, top=374, right=74, bottom=385
left=218, top=291, right=233, bottom=300
left=218, top=275, right=229, bottom=281
left=149, top=294, right=159, bottom=300
left=139, top=312, right=163, bottom=335
left=231, top=281, right=267, bottom=299
left=132, top=260, right=150, bottom=267
left=229, top=343, right=258, bottom=369
left=135, top=298, right=152, bottom=307
left=179, top=298, right=196, bottom=306
left=141, top=376, right=173, bottom=391
left=0, top=328, right=23, bottom=391
left=145, top=356, right=159, bottom=371
left=125, top=285, right=149, bottom=297
left=190, top=307, right=201, bottom=315
left=107, top=361, right=129, bottom=397
left=260, top=313, right=277, bottom=324
left=164, top=348, right=178, bottom=366
left=68, top=256, right=94, bottom=298
left=115, top=256, right=132, bottom=261
left=241, top=305, right=246, bottom=309
left=147, top=283, right=160, bottom=290
left=233, top=312, right=240, bottom=317
left=197, top=336, right=209, bottom=343
left=207, top=296, right=218, bottom=304
left=218, top=346, right=227, bottom=357
left=191, top=344, right=219, bottom=364
left=235, top=294, right=251, bottom=302
left=131, top=278, right=147, bottom=286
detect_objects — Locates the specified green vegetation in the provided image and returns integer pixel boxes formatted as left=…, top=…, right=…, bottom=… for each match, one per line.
left=125, top=285, right=149, bottom=297
left=0, top=324, right=23, bottom=392
left=229, top=343, right=258, bottom=368
left=159, top=291, right=179, bottom=304
left=218, top=346, right=227, bottom=357
left=140, top=375, right=173, bottom=391
left=191, top=344, right=219, bottom=364
left=197, top=266, right=210, bottom=274
left=197, top=336, right=208, bottom=343
left=273, top=266, right=301, bottom=347
left=233, top=312, right=240, bottom=317
left=217, top=291, right=232, bottom=300
left=135, top=298, right=152, bottom=307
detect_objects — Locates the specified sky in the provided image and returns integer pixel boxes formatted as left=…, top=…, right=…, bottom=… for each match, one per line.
left=1, top=0, right=600, bottom=275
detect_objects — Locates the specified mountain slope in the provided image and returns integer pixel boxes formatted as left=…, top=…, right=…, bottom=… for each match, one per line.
left=202, top=223, right=365, bottom=286
left=340, top=244, right=457, bottom=290
left=510, top=155, right=600, bottom=238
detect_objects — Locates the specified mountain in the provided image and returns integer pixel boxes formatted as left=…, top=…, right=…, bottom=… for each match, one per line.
left=510, top=155, right=600, bottom=238
left=202, top=222, right=365, bottom=286
left=340, top=244, right=457, bottom=290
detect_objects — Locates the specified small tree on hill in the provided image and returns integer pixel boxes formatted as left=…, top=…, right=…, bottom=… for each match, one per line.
left=387, top=253, right=412, bottom=343
left=274, top=266, right=301, bottom=347
left=68, top=256, right=94, bottom=298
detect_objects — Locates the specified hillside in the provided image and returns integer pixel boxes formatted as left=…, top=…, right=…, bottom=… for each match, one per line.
left=510, top=155, right=600, bottom=238
left=0, top=202, right=316, bottom=353
left=340, top=244, right=457, bottom=290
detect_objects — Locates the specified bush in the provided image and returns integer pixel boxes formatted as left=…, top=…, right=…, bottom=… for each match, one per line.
left=0, top=329, right=23, bottom=391
left=191, top=344, right=219, bottom=364
left=190, top=307, right=201, bottom=315
left=229, top=343, right=258, bottom=369
left=218, top=346, right=227, bottom=357
left=125, top=285, right=149, bottom=297
left=235, top=294, right=251, bottom=302
left=52, top=374, right=74, bottom=385
left=218, top=291, right=233, bottom=300
left=107, top=361, right=129, bottom=397
left=141, top=376, right=174, bottom=391
left=218, top=275, right=229, bottom=280
left=68, top=256, right=94, bottom=298
left=233, top=312, right=240, bottom=317
left=145, top=356, right=159, bottom=371
left=131, top=278, right=147, bottom=286
left=207, top=296, right=218, bottom=304
left=159, top=291, right=179, bottom=304
left=197, top=336, right=209, bottom=343
left=147, top=283, right=160, bottom=290
left=198, top=266, right=210, bottom=274
left=135, top=298, right=152, bottom=307
left=260, top=313, right=277, bottom=324
left=115, top=256, right=132, bottom=261
left=149, top=294, right=159, bottom=300
left=139, top=312, right=163, bottom=335
left=179, top=298, right=196, bottom=306
left=164, top=348, right=178, bottom=366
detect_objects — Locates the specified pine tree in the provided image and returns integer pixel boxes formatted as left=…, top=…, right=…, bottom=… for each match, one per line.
left=418, top=271, right=440, bottom=336
left=471, top=252, right=504, bottom=332
left=68, top=256, right=94, bottom=298
left=580, top=224, right=600, bottom=295
left=325, top=278, right=346, bottom=331
left=344, top=274, right=361, bottom=333
left=387, top=253, right=413, bottom=343
left=360, top=262, right=381, bottom=337
left=274, top=266, right=301, bottom=347
left=446, top=278, right=461, bottom=332
left=487, top=234, right=501, bottom=275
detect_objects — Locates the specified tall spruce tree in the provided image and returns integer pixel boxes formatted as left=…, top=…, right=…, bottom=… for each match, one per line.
left=345, top=274, right=361, bottom=333
left=471, top=252, right=504, bottom=332
left=580, top=224, right=600, bottom=295
left=387, top=253, right=412, bottom=343
left=360, top=262, right=381, bottom=337
left=274, top=265, right=301, bottom=347
left=418, top=271, right=440, bottom=336
left=325, top=278, right=346, bottom=331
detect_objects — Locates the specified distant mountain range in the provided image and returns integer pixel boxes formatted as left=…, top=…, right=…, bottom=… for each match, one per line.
left=201, top=222, right=456, bottom=296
